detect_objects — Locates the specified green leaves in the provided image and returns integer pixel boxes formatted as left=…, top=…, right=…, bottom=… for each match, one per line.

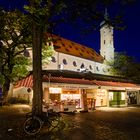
left=0, top=9, right=32, bottom=84
left=42, top=41, right=54, bottom=64
left=108, top=52, right=140, bottom=82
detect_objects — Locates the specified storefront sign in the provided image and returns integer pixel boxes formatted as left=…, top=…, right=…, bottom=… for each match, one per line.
left=61, top=94, right=80, bottom=100
left=62, top=89, right=79, bottom=94
left=49, top=87, right=62, bottom=94
left=97, top=92, right=105, bottom=97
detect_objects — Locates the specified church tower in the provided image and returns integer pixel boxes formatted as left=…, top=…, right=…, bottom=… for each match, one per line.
left=100, top=9, right=114, bottom=62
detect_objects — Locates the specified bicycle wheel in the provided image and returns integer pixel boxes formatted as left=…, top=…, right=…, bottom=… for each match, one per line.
left=23, top=116, right=43, bottom=135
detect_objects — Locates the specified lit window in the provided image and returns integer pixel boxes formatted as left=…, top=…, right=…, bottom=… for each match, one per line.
left=121, top=92, right=125, bottom=100
left=109, top=92, right=113, bottom=100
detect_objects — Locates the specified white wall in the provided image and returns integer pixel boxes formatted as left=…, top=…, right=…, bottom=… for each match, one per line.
left=42, top=51, right=110, bottom=75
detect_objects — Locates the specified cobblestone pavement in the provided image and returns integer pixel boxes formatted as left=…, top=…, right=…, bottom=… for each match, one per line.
left=1, top=105, right=140, bottom=140
left=62, top=106, right=140, bottom=140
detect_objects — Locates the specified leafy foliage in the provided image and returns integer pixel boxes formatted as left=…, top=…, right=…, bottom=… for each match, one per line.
left=0, top=8, right=54, bottom=101
left=42, top=41, right=54, bottom=65
left=108, top=52, right=140, bottom=82
left=52, top=0, right=136, bottom=34
left=0, top=10, right=31, bottom=84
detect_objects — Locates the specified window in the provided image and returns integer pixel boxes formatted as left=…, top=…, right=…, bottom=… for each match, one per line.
left=104, top=40, right=106, bottom=44
left=63, top=59, right=67, bottom=65
left=23, top=49, right=30, bottom=57
left=69, top=45, right=72, bottom=48
left=103, top=68, right=106, bottom=72
left=51, top=56, right=56, bottom=63
left=73, top=61, right=77, bottom=67
left=89, top=65, right=93, bottom=70
left=96, top=66, right=99, bottom=71
left=121, top=92, right=125, bottom=100
left=62, top=43, right=65, bottom=46
left=65, top=48, right=70, bottom=52
left=80, top=63, right=85, bottom=68
left=109, top=92, right=113, bottom=101
left=79, top=52, right=83, bottom=56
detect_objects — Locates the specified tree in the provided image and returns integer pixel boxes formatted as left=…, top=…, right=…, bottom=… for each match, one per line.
left=0, top=7, right=54, bottom=104
left=108, top=52, right=140, bottom=82
left=51, top=0, right=136, bottom=33
left=24, top=0, right=61, bottom=114
left=0, top=9, right=33, bottom=103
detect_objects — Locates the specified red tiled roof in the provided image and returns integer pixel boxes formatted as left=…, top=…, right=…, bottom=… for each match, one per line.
left=42, top=75, right=93, bottom=85
left=93, top=80, right=138, bottom=88
left=44, top=33, right=104, bottom=63
left=14, top=75, right=139, bottom=89
left=14, top=75, right=93, bottom=88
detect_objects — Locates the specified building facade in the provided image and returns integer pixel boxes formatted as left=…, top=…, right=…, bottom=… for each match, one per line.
left=13, top=13, right=140, bottom=112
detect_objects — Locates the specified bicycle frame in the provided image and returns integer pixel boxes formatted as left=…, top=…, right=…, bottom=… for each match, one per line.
left=23, top=105, right=62, bottom=135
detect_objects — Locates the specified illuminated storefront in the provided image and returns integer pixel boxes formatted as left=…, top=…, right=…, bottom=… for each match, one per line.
left=14, top=72, right=140, bottom=111
left=43, top=87, right=84, bottom=112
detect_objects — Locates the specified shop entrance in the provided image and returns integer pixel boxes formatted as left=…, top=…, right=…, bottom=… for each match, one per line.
left=127, top=92, right=137, bottom=104
left=48, top=88, right=81, bottom=112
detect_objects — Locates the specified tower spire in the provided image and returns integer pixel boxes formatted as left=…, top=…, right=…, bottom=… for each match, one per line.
left=100, top=8, right=114, bottom=62
left=104, top=8, right=109, bottom=21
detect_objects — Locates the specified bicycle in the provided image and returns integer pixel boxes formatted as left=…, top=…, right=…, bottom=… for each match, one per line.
left=23, top=105, right=64, bottom=135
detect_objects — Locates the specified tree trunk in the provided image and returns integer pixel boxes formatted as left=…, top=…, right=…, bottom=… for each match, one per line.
left=32, top=22, right=43, bottom=115
left=2, top=77, right=10, bottom=104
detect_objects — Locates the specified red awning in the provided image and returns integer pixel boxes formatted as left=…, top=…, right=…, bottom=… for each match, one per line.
left=14, top=75, right=33, bottom=88
left=14, top=74, right=140, bottom=89
left=14, top=75, right=93, bottom=88
left=42, top=75, right=93, bottom=85
left=93, top=80, right=139, bottom=88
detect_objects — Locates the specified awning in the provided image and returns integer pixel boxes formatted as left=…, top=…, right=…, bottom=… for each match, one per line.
left=42, top=75, right=93, bottom=85
left=14, top=75, right=33, bottom=88
left=14, top=74, right=140, bottom=90
left=14, top=75, right=94, bottom=88
left=93, top=80, right=140, bottom=89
